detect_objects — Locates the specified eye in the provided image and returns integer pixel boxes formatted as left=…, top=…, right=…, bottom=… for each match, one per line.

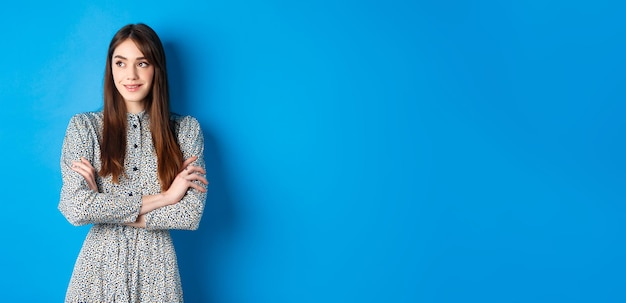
left=138, top=62, right=150, bottom=68
left=115, top=61, right=125, bottom=67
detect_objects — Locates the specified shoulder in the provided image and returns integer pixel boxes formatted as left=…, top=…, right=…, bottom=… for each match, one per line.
left=170, top=114, right=204, bottom=153
left=170, top=113, right=200, bottom=125
left=62, top=112, right=103, bottom=147
left=170, top=114, right=202, bottom=133
left=67, top=111, right=103, bottom=129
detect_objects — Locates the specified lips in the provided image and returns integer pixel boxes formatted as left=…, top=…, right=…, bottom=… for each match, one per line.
left=124, top=84, right=142, bottom=92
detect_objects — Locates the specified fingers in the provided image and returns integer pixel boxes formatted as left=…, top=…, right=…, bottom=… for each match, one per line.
left=182, top=165, right=206, bottom=176
left=71, top=157, right=95, bottom=174
left=189, top=181, right=208, bottom=193
left=182, top=156, right=199, bottom=170
left=178, top=166, right=208, bottom=184
left=179, top=157, right=206, bottom=181
left=176, top=157, right=209, bottom=193
left=176, top=165, right=209, bottom=190
left=71, top=167, right=90, bottom=181
left=71, top=157, right=98, bottom=191
left=186, top=173, right=209, bottom=185
left=71, top=162, right=90, bottom=176
left=80, top=157, right=95, bottom=170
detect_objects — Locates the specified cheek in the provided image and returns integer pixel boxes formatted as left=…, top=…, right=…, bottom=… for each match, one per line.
left=112, top=68, right=122, bottom=83
left=144, top=69, right=155, bottom=85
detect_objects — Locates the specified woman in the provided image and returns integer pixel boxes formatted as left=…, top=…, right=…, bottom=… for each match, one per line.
left=59, top=23, right=208, bottom=303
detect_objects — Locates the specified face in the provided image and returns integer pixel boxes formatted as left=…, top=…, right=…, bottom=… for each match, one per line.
left=111, top=39, right=154, bottom=112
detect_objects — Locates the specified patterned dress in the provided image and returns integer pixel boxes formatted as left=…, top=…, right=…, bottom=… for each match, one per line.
left=59, top=111, right=206, bottom=303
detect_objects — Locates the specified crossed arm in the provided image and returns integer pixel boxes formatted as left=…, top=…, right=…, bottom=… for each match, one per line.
left=70, top=156, right=208, bottom=228
left=59, top=114, right=209, bottom=230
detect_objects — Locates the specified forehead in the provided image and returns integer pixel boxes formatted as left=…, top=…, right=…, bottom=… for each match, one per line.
left=112, top=39, right=145, bottom=58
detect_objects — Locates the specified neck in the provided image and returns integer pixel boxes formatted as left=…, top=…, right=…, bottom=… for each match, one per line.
left=125, top=101, right=145, bottom=114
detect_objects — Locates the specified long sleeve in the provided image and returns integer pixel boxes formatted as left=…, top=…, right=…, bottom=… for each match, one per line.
left=144, top=116, right=207, bottom=230
left=58, top=114, right=142, bottom=226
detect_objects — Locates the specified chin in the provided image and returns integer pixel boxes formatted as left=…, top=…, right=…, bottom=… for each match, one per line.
left=123, top=95, right=149, bottom=103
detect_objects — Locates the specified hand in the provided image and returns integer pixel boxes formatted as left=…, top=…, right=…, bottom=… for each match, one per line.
left=125, top=214, right=146, bottom=228
left=71, top=157, right=98, bottom=191
left=163, top=156, right=208, bottom=205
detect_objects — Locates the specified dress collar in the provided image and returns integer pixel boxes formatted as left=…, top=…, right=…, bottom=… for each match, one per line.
left=127, top=110, right=147, bottom=120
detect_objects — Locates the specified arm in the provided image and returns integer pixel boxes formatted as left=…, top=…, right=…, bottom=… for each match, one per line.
left=58, top=115, right=142, bottom=226
left=126, top=156, right=207, bottom=228
left=143, top=116, right=209, bottom=230
left=71, top=155, right=204, bottom=219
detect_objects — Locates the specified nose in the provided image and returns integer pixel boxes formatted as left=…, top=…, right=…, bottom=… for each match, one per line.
left=126, top=66, right=138, bottom=80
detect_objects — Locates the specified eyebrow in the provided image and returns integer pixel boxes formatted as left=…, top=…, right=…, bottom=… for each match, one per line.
left=113, top=55, right=147, bottom=60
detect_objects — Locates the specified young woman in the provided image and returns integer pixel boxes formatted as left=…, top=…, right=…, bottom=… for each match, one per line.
left=59, top=23, right=208, bottom=302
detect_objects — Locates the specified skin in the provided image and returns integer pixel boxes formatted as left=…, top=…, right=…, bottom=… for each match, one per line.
left=70, top=39, right=208, bottom=228
left=111, top=39, right=154, bottom=114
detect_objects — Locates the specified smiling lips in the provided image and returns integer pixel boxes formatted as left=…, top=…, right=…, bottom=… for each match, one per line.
left=124, top=84, right=142, bottom=92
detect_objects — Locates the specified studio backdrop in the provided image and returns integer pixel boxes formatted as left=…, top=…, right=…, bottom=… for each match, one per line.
left=0, top=0, right=624, bottom=302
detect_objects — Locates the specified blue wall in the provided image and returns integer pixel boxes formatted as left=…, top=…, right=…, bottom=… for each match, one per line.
left=1, top=1, right=624, bottom=302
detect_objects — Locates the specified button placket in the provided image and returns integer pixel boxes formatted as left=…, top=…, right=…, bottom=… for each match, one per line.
left=127, top=114, right=142, bottom=197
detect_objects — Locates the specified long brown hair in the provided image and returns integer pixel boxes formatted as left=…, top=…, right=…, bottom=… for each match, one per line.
left=100, top=23, right=183, bottom=190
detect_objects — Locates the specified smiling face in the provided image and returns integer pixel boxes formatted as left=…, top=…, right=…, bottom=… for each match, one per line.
left=111, top=39, right=155, bottom=113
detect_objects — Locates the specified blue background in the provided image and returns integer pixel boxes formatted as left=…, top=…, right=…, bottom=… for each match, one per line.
left=1, top=0, right=624, bottom=302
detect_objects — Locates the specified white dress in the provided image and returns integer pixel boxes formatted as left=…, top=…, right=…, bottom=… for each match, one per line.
left=59, top=111, right=206, bottom=303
